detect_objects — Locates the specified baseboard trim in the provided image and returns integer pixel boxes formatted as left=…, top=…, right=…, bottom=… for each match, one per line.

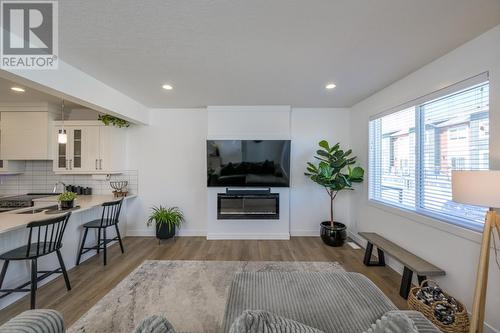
left=126, top=229, right=207, bottom=237
left=178, top=229, right=207, bottom=237
left=206, top=233, right=290, bottom=240
left=290, top=229, right=318, bottom=236
left=347, top=231, right=365, bottom=247
left=485, top=323, right=500, bottom=333
left=126, top=229, right=155, bottom=237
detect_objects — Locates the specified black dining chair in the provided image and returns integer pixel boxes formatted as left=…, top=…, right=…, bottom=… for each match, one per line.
left=76, top=198, right=124, bottom=266
left=0, top=212, right=72, bottom=309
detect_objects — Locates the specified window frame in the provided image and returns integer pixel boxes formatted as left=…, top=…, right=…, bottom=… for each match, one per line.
left=368, top=73, right=489, bottom=232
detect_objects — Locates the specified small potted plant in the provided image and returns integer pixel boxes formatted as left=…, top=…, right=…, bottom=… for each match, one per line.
left=58, top=191, right=77, bottom=210
left=147, top=205, right=184, bottom=240
left=305, top=140, right=364, bottom=247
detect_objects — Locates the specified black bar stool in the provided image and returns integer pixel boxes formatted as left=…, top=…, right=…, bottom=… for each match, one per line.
left=0, top=212, right=72, bottom=309
left=76, top=198, right=124, bottom=266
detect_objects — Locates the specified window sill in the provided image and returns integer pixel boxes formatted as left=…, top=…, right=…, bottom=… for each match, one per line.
left=367, top=199, right=484, bottom=245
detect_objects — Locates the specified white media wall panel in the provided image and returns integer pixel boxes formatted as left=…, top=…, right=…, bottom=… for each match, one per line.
left=207, top=106, right=291, bottom=239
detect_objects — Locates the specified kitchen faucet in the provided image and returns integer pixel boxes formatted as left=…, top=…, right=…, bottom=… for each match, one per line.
left=53, top=181, right=66, bottom=193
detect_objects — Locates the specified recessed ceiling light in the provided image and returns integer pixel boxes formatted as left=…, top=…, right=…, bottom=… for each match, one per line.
left=325, top=83, right=336, bottom=90
left=162, top=84, right=173, bottom=90
left=11, top=86, right=25, bottom=92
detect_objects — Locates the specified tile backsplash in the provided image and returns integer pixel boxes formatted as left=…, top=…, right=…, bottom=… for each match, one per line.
left=0, top=161, right=138, bottom=196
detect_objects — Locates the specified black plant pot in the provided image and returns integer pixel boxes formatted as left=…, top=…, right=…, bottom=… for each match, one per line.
left=156, top=223, right=175, bottom=240
left=60, top=200, right=74, bottom=210
left=320, top=221, right=347, bottom=247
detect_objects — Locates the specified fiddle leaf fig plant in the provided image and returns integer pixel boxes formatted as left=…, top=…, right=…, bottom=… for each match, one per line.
left=305, top=140, right=364, bottom=227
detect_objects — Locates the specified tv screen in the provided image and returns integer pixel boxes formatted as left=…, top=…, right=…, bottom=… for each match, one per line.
left=207, top=140, right=291, bottom=187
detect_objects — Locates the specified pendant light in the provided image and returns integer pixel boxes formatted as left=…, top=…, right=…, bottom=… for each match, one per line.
left=58, top=100, right=67, bottom=144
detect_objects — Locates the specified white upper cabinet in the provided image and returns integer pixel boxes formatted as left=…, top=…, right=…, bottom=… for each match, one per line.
left=52, top=121, right=125, bottom=174
left=98, top=124, right=126, bottom=172
left=0, top=160, right=25, bottom=174
left=0, top=114, right=24, bottom=173
left=0, top=109, right=54, bottom=160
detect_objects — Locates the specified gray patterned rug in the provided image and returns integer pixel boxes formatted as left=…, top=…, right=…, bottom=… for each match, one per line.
left=68, top=260, right=344, bottom=333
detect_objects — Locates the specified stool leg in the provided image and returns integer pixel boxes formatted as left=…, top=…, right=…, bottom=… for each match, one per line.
left=96, top=228, right=101, bottom=254
left=103, top=228, right=107, bottom=266
left=76, top=228, right=89, bottom=266
left=30, top=259, right=37, bottom=309
left=57, top=250, right=71, bottom=291
left=115, top=225, right=124, bottom=254
left=0, top=260, right=9, bottom=289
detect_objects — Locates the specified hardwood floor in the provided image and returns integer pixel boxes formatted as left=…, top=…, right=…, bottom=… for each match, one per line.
left=0, top=236, right=408, bottom=327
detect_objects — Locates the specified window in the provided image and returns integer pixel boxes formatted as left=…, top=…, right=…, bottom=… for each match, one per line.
left=369, top=107, right=415, bottom=208
left=369, top=75, right=489, bottom=230
left=478, top=120, right=489, bottom=138
left=447, top=126, right=468, bottom=141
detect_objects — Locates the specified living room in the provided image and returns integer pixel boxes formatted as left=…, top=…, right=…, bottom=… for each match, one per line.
left=0, top=1, right=500, bottom=333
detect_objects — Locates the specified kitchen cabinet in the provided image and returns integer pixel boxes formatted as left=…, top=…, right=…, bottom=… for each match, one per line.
left=0, top=110, right=54, bottom=160
left=53, top=125, right=100, bottom=172
left=52, top=121, right=125, bottom=174
left=0, top=160, right=25, bottom=174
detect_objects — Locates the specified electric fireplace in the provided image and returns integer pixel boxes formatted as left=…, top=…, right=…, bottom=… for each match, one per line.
left=217, top=189, right=279, bottom=220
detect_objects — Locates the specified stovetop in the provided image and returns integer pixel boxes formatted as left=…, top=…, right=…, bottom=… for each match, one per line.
left=0, top=193, right=59, bottom=209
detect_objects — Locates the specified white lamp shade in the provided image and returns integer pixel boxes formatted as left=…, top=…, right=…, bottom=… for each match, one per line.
left=452, top=170, right=500, bottom=208
left=57, top=129, right=67, bottom=144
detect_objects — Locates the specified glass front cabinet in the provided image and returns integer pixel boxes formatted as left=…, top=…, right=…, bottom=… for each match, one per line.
left=53, top=125, right=100, bottom=173
left=52, top=121, right=125, bottom=174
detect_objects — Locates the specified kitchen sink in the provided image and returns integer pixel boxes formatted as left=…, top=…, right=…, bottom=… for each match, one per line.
left=16, top=205, right=59, bottom=214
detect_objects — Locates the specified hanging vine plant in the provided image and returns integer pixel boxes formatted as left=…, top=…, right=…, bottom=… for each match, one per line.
left=98, top=114, right=131, bottom=128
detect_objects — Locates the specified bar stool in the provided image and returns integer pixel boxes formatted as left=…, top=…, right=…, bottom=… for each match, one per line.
left=0, top=213, right=72, bottom=309
left=76, top=198, right=124, bottom=266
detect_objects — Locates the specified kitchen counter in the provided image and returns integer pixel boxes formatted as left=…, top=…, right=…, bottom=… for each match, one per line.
left=0, top=194, right=137, bottom=235
left=0, top=193, right=137, bottom=310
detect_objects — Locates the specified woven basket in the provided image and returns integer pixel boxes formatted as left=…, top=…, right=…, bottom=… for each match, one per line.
left=408, top=280, right=469, bottom=333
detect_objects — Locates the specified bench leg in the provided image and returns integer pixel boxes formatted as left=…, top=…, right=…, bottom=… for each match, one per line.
left=363, top=242, right=385, bottom=266
left=400, top=266, right=413, bottom=299
left=417, top=275, right=427, bottom=286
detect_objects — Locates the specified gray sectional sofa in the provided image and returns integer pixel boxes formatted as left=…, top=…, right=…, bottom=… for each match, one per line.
left=0, top=272, right=440, bottom=333
left=222, top=272, right=440, bottom=333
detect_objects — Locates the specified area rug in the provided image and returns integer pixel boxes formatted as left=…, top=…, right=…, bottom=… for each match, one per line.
left=68, top=260, right=344, bottom=333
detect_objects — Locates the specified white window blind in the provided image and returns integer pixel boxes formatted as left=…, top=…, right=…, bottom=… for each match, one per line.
left=419, top=82, right=489, bottom=224
left=369, top=107, right=416, bottom=209
left=369, top=75, right=489, bottom=230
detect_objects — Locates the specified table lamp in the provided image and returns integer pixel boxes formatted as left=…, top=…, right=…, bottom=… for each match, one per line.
left=452, top=170, right=500, bottom=333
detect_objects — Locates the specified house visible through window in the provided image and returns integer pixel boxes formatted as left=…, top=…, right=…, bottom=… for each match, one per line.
left=369, top=75, right=489, bottom=230
left=369, top=107, right=415, bottom=208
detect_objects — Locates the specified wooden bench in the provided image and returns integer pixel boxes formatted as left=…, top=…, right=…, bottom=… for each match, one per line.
left=358, top=232, right=445, bottom=299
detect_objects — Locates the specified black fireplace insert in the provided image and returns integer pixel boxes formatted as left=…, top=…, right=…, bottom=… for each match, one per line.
left=217, top=189, right=279, bottom=220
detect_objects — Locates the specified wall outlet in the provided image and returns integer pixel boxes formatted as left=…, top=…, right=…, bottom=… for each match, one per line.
left=91, top=174, right=111, bottom=181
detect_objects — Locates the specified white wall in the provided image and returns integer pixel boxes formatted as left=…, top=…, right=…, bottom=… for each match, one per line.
left=207, top=105, right=291, bottom=140
left=290, top=108, right=352, bottom=235
left=125, top=109, right=207, bottom=236
left=126, top=106, right=353, bottom=239
left=349, top=25, right=500, bottom=333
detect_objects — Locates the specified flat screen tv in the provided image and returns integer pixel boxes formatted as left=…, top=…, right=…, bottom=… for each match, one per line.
left=207, top=140, right=291, bottom=187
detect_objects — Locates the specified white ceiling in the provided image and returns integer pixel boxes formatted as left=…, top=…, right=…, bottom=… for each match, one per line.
left=59, top=0, right=500, bottom=108
left=0, top=77, right=82, bottom=109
